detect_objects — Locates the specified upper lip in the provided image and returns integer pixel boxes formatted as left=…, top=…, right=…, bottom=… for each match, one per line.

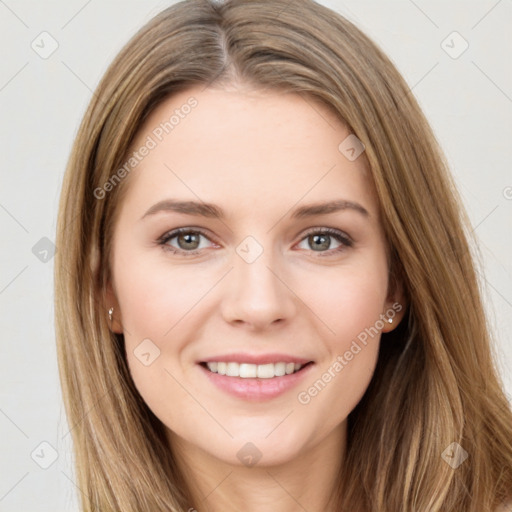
left=200, top=353, right=313, bottom=365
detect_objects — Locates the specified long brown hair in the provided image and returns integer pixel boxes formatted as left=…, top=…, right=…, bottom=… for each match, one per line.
left=54, top=0, right=512, bottom=510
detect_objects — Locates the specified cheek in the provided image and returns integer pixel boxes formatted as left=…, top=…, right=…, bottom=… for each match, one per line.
left=114, top=251, right=213, bottom=339
left=112, top=253, right=217, bottom=418
left=296, top=256, right=389, bottom=346
left=291, top=255, right=387, bottom=413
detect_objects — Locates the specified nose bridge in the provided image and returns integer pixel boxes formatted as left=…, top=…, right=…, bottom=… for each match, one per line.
left=221, top=233, right=295, bottom=328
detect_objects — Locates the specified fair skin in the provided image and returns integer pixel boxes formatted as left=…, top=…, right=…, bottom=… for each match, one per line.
left=107, top=84, right=405, bottom=512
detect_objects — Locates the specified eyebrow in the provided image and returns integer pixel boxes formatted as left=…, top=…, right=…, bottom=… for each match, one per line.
left=141, top=198, right=370, bottom=220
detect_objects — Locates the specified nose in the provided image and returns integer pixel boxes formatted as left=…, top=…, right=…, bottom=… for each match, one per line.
left=220, top=241, right=297, bottom=331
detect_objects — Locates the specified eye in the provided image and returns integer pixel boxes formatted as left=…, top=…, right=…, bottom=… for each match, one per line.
left=158, top=228, right=216, bottom=255
left=296, top=228, right=353, bottom=256
left=157, top=227, right=353, bottom=257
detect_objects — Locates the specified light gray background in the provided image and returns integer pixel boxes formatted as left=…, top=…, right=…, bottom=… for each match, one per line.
left=1, top=0, right=511, bottom=510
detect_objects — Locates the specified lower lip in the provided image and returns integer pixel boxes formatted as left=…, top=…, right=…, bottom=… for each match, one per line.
left=199, top=363, right=314, bottom=401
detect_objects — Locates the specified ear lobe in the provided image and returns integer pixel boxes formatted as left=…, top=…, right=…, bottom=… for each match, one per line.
left=105, top=281, right=124, bottom=334
left=382, top=280, right=407, bottom=333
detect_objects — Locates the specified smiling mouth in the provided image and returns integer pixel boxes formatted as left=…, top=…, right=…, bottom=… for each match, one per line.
left=200, top=361, right=313, bottom=379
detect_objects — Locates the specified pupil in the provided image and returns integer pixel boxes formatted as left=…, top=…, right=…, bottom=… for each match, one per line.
left=179, top=233, right=199, bottom=250
left=311, top=234, right=329, bottom=251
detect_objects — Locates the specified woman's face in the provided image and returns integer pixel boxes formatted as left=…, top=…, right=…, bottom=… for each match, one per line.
left=107, top=84, right=404, bottom=467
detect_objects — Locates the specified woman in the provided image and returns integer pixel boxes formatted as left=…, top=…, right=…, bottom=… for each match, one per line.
left=54, top=0, right=512, bottom=510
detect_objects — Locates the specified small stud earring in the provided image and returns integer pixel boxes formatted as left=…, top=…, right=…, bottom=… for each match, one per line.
left=387, top=317, right=393, bottom=324
left=108, top=307, right=114, bottom=329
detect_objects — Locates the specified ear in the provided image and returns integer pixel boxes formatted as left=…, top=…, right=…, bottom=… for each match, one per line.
left=381, top=276, right=407, bottom=334
left=105, top=280, right=124, bottom=334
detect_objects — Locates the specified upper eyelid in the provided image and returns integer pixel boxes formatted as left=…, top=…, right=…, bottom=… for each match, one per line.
left=301, top=226, right=352, bottom=239
left=158, top=227, right=217, bottom=244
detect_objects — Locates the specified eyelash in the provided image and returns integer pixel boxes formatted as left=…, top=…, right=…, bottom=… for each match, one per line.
left=157, top=227, right=353, bottom=258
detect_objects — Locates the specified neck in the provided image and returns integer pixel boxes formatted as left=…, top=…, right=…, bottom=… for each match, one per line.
left=168, top=422, right=346, bottom=512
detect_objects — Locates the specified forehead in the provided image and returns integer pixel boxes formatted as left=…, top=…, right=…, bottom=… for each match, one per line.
left=120, top=85, right=377, bottom=220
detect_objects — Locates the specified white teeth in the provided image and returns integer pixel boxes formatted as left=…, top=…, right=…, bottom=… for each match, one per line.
left=239, top=363, right=257, bottom=378
left=257, top=363, right=274, bottom=379
left=226, top=362, right=239, bottom=377
left=274, top=362, right=286, bottom=377
left=217, top=362, right=226, bottom=375
left=205, top=361, right=306, bottom=378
